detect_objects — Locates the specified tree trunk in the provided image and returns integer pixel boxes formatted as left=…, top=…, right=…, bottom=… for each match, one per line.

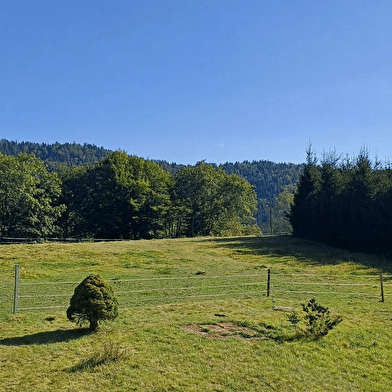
left=89, top=319, right=98, bottom=331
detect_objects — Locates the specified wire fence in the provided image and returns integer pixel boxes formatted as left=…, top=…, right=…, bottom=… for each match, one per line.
left=8, top=267, right=391, bottom=314
left=270, top=272, right=389, bottom=300
left=0, top=233, right=291, bottom=245
left=15, top=273, right=268, bottom=312
left=0, top=237, right=125, bottom=245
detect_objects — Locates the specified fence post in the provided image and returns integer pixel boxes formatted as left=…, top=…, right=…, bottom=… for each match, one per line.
left=13, top=264, right=19, bottom=314
left=380, top=273, right=384, bottom=302
left=267, top=268, right=271, bottom=297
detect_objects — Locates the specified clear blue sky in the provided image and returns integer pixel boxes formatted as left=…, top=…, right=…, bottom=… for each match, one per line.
left=1, top=1, right=391, bottom=165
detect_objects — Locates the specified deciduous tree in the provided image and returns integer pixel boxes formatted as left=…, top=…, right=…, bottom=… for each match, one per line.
left=174, top=162, right=259, bottom=236
left=0, top=153, right=64, bottom=237
left=64, top=152, right=172, bottom=239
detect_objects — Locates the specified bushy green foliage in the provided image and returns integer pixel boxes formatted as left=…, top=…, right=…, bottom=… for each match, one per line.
left=285, top=299, right=342, bottom=338
left=0, top=139, right=303, bottom=231
left=174, top=161, right=259, bottom=237
left=59, top=152, right=172, bottom=239
left=0, top=140, right=305, bottom=240
left=60, top=157, right=260, bottom=239
left=0, top=153, right=65, bottom=237
left=66, top=275, right=118, bottom=331
left=286, top=310, right=301, bottom=331
left=301, top=298, right=342, bottom=337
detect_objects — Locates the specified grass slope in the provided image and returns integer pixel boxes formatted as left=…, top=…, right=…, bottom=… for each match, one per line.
left=0, top=236, right=391, bottom=391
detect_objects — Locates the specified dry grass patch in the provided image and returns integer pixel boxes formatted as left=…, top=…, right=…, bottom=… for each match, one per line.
left=182, top=322, right=269, bottom=340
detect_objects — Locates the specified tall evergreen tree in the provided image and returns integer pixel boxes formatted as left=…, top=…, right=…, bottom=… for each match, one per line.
left=290, top=146, right=322, bottom=240
left=344, top=150, right=375, bottom=251
left=317, top=151, right=346, bottom=245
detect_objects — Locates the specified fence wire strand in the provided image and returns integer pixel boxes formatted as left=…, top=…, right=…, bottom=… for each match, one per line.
left=12, top=270, right=388, bottom=313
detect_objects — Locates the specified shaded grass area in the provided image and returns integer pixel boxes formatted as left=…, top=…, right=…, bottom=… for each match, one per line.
left=0, top=236, right=392, bottom=391
left=0, top=326, right=91, bottom=346
left=213, top=235, right=392, bottom=273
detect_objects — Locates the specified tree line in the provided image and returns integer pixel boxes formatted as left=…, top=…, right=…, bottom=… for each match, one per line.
left=0, top=151, right=260, bottom=239
left=0, top=139, right=303, bottom=228
left=0, top=139, right=110, bottom=169
left=290, top=147, right=392, bottom=254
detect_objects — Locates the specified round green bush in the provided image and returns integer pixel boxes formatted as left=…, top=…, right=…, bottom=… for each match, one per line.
left=66, top=274, right=119, bottom=331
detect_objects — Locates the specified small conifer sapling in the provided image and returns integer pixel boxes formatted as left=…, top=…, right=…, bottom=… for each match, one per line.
left=301, top=298, right=342, bottom=338
left=67, top=274, right=119, bottom=331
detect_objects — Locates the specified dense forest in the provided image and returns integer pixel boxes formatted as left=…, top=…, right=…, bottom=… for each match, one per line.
left=4, top=139, right=390, bottom=253
left=0, top=139, right=303, bottom=229
left=0, top=139, right=111, bottom=170
left=290, top=147, right=392, bottom=254
left=219, top=160, right=301, bottom=230
left=0, top=150, right=260, bottom=239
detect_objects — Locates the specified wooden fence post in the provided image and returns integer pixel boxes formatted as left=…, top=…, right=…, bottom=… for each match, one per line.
left=13, top=264, right=19, bottom=314
left=267, top=268, right=271, bottom=297
left=380, top=273, right=385, bottom=302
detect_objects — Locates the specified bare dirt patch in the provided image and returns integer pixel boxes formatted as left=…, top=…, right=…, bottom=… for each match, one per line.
left=181, top=322, right=269, bottom=340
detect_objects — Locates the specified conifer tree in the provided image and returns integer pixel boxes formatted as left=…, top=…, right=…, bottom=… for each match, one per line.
left=290, top=145, right=322, bottom=240
left=67, top=275, right=118, bottom=331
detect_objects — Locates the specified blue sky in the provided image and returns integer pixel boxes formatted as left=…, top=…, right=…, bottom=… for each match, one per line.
left=1, top=1, right=391, bottom=165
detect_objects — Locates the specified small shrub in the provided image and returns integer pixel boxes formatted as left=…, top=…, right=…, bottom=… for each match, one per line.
left=286, top=310, right=301, bottom=331
left=66, top=274, right=119, bottom=331
left=285, top=299, right=342, bottom=339
left=301, top=298, right=342, bottom=338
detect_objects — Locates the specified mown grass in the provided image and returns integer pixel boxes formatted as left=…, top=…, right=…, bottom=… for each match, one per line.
left=0, top=236, right=391, bottom=391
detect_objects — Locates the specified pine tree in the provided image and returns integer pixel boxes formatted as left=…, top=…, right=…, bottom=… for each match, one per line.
left=67, top=275, right=118, bottom=331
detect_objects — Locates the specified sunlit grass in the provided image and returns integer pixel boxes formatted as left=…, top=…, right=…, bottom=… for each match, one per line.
left=0, top=236, right=391, bottom=391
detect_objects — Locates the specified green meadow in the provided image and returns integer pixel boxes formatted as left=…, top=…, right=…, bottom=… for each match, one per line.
left=0, top=236, right=391, bottom=391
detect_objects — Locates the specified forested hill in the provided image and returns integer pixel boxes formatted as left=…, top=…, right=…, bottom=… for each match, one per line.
left=219, top=161, right=303, bottom=227
left=0, top=139, right=111, bottom=169
left=0, top=139, right=303, bottom=226
left=219, top=160, right=302, bottom=201
left=157, top=159, right=303, bottom=200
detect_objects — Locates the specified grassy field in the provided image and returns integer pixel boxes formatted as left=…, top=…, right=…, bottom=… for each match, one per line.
left=0, top=236, right=391, bottom=391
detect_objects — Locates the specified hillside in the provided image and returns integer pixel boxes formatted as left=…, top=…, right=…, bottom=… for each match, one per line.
left=0, top=236, right=391, bottom=391
left=0, top=139, right=111, bottom=170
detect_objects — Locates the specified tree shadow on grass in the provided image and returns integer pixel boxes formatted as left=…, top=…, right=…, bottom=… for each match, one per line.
left=0, top=328, right=92, bottom=346
left=211, top=235, right=392, bottom=273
